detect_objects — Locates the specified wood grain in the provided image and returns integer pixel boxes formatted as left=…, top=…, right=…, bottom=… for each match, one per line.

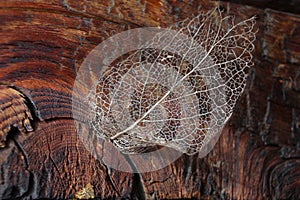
left=0, top=85, right=33, bottom=148
left=0, top=0, right=299, bottom=199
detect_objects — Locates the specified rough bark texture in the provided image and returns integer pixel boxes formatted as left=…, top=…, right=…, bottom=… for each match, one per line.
left=0, top=0, right=299, bottom=199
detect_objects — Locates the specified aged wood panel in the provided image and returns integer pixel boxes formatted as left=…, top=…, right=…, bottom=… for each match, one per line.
left=0, top=0, right=299, bottom=199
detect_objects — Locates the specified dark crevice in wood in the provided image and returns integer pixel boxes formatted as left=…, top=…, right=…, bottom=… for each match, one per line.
left=8, top=85, right=42, bottom=123
left=10, top=86, right=41, bottom=122
left=131, top=172, right=146, bottom=200
left=10, top=131, right=35, bottom=199
left=43, top=117, right=74, bottom=123
left=122, top=154, right=146, bottom=200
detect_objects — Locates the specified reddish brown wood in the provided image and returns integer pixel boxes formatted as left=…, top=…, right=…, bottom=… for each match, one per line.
left=0, top=0, right=299, bottom=199
left=0, top=85, right=33, bottom=148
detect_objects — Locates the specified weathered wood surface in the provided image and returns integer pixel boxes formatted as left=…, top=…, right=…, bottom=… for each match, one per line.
left=0, top=0, right=299, bottom=199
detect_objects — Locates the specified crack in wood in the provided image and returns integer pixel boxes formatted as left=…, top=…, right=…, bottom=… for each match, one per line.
left=11, top=136, right=35, bottom=198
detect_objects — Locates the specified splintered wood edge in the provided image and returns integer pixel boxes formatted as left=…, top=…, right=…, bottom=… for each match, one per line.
left=0, top=85, right=34, bottom=148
